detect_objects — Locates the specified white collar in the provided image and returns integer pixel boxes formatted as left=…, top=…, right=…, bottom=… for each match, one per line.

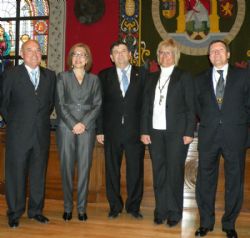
left=160, top=65, right=175, bottom=76
left=117, top=64, right=131, bottom=73
left=213, top=64, right=229, bottom=74
left=25, top=65, right=39, bottom=74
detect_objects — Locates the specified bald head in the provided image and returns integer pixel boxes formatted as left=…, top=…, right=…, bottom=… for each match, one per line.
left=20, top=40, right=42, bottom=69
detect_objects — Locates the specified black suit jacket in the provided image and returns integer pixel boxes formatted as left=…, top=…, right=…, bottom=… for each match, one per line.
left=96, top=65, right=146, bottom=142
left=194, top=66, right=250, bottom=150
left=0, top=64, right=56, bottom=151
left=141, top=67, right=196, bottom=137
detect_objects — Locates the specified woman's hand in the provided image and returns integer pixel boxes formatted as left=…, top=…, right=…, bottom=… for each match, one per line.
left=72, top=123, right=86, bottom=134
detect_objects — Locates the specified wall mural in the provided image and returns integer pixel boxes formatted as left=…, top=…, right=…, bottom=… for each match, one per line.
left=119, top=0, right=250, bottom=74
left=119, top=0, right=250, bottom=191
left=119, top=0, right=142, bottom=66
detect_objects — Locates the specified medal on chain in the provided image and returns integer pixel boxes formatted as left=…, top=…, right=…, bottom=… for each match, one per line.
left=158, top=75, right=170, bottom=105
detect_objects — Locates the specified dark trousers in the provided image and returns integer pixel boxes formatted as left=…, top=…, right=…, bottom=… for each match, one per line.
left=104, top=134, right=145, bottom=213
left=5, top=134, right=48, bottom=220
left=149, top=129, right=189, bottom=221
left=196, top=126, right=246, bottom=230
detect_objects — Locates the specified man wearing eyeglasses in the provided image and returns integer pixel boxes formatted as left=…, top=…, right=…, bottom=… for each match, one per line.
left=0, top=39, right=56, bottom=228
left=96, top=41, right=146, bottom=219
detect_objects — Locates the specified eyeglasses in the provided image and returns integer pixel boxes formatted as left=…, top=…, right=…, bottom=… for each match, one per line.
left=158, top=51, right=173, bottom=56
left=72, top=52, right=88, bottom=58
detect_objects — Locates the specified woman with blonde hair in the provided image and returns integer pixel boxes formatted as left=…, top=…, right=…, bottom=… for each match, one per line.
left=141, top=39, right=196, bottom=227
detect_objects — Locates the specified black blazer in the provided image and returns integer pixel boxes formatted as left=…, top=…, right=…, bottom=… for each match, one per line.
left=141, top=67, right=196, bottom=137
left=0, top=64, right=56, bottom=150
left=96, top=66, right=146, bottom=142
left=194, top=66, right=250, bottom=150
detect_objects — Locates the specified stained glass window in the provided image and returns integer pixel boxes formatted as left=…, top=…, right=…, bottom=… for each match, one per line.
left=0, top=0, right=49, bottom=72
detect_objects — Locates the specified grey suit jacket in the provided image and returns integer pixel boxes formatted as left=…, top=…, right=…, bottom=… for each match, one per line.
left=55, top=70, right=102, bottom=130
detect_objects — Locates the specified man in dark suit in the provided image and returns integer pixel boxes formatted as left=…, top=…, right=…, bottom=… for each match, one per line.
left=194, top=40, right=250, bottom=238
left=96, top=41, right=146, bottom=219
left=0, top=40, right=56, bottom=228
left=141, top=39, right=196, bottom=227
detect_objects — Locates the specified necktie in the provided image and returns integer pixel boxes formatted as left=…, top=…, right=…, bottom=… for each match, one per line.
left=121, top=69, right=129, bottom=94
left=30, top=70, right=38, bottom=89
left=216, top=70, right=225, bottom=109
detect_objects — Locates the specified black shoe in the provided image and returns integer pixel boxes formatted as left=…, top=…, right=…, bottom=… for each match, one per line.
left=222, top=229, right=238, bottom=238
left=108, top=210, right=121, bottom=219
left=195, top=227, right=213, bottom=237
left=8, top=218, right=19, bottom=228
left=154, top=217, right=164, bottom=225
left=167, top=219, right=179, bottom=227
left=128, top=211, right=143, bottom=219
left=29, top=214, right=49, bottom=223
left=78, top=213, right=88, bottom=221
left=63, top=212, right=72, bottom=221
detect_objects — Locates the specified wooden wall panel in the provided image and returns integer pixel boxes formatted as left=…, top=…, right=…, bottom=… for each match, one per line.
left=0, top=129, right=249, bottom=212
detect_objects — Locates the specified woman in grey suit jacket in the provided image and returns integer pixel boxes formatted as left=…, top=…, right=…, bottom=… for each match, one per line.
left=55, top=43, right=102, bottom=221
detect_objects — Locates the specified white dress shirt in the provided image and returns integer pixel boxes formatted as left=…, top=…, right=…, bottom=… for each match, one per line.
left=153, top=65, right=175, bottom=130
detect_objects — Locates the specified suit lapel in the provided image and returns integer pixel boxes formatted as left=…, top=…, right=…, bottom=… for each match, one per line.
left=209, top=69, right=215, bottom=95
left=150, top=71, right=160, bottom=105
left=166, top=67, right=178, bottom=100
left=37, top=67, right=47, bottom=93
left=205, top=69, right=219, bottom=107
left=20, top=64, right=35, bottom=89
left=109, top=67, right=123, bottom=96
left=222, top=66, right=234, bottom=107
left=128, top=66, right=136, bottom=89
left=125, top=66, right=139, bottom=97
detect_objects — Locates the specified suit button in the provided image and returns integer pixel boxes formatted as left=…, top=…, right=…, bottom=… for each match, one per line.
left=219, top=120, right=222, bottom=124
left=35, top=92, right=38, bottom=95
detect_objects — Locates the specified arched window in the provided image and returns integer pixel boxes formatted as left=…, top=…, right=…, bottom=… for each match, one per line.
left=0, top=0, right=66, bottom=125
left=0, top=0, right=49, bottom=72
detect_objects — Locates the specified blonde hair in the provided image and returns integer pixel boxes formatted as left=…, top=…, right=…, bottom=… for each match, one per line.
left=156, top=39, right=180, bottom=66
left=67, top=43, right=93, bottom=71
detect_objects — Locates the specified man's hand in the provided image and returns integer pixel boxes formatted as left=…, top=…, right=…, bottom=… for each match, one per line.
left=183, top=136, right=193, bottom=145
left=141, top=135, right=151, bottom=145
left=97, top=134, right=104, bottom=144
